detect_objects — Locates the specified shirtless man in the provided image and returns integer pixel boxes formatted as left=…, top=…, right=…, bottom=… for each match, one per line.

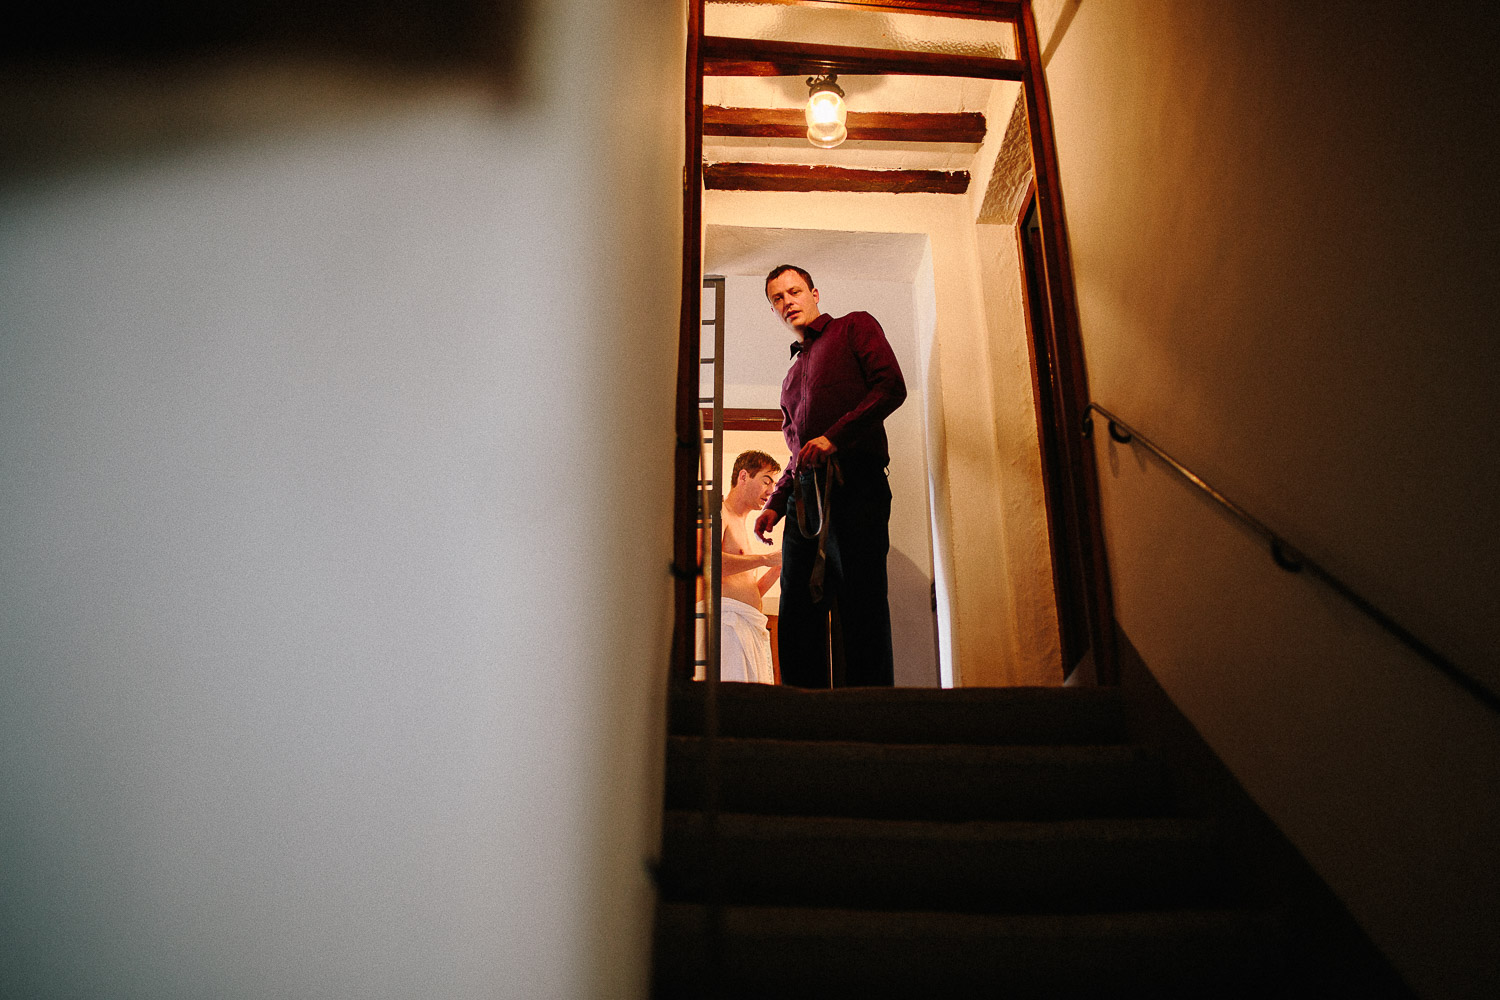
left=701, top=450, right=783, bottom=684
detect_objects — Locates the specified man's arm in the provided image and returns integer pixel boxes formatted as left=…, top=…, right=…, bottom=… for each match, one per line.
left=756, top=563, right=781, bottom=596
left=821, top=311, right=907, bottom=450
left=754, top=507, right=781, bottom=544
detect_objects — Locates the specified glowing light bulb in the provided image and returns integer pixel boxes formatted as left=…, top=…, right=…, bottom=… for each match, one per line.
left=804, top=76, right=847, bottom=149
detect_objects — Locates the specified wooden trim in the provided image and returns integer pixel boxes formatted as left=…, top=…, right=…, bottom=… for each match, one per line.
left=672, top=0, right=707, bottom=683
left=1015, top=185, right=1069, bottom=669
left=711, top=0, right=1022, bottom=22
left=705, top=107, right=985, bottom=143
left=705, top=162, right=969, bottom=193
left=703, top=35, right=1023, bottom=80
left=702, top=408, right=785, bottom=432
left=1017, top=0, right=1117, bottom=684
left=1015, top=183, right=1089, bottom=677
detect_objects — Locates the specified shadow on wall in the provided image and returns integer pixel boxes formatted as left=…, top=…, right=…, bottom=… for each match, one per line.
left=889, top=545, right=940, bottom=687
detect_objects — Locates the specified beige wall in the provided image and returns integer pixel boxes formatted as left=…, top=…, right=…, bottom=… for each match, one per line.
left=974, top=222, right=1061, bottom=680
left=0, top=2, right=685, bottom=997
left=1043, top=2, right=1500, bottom=996
left=707, top=190, right=1061, bottom=687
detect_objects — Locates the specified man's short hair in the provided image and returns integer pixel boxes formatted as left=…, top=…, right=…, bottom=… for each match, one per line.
left=732, top=449, right=781, bottom=485
left=765, top=264, right=815, bottom=297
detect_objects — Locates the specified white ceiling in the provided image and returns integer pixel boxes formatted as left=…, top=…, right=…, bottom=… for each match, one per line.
left=705, top=224, right=930, bottom=283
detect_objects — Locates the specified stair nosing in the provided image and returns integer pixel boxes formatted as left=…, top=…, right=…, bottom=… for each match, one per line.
left=662, top=810, right=1212, bottom=843
left=658, top=900, right=1282, bottom=935
left=668, top=735, right=1146, bottom=755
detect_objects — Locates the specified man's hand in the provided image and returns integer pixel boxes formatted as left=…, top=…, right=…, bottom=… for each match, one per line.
left=797, top=435, right=837, bottom=467
left=761, top=548, right=782, bottom=568
left=754, top=508, right=781, bottom=544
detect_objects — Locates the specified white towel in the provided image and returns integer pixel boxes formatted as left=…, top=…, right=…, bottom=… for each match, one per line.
left=695, top=597, right=775, bottom=684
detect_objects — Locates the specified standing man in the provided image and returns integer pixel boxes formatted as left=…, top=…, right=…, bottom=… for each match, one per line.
left=754, top=265, right=907, bottom=687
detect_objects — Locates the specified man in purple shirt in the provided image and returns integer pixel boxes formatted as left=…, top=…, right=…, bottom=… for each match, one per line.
left=753, top=264, right=907, bottom=687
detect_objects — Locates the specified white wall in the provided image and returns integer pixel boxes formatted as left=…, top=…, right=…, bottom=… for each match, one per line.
left=709, top=275, right=791, bottom=410
left=0, top=2, right=685, bottom=997
left=912, top=244, right=958, bottom=687
left=1042, top=1, right=1500, bottom=996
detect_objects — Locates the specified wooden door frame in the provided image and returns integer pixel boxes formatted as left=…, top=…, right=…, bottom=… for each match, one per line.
left=1014, top=2, right=1116, bottom=683
left=1016, top=183, right=1078, bottom=675
left=671, top=0, right=1116, bottom=684
left=670, top=0, right=706, bottom=681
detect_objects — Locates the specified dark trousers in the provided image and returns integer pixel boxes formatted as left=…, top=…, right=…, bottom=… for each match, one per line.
left=778, top=461, right=894, bottom=688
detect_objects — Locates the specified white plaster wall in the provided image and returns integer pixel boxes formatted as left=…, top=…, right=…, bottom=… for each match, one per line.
left=913, top=245, right=958, bottom=687
left=705, top=274, right=789, bottom=410
left=975, top=224, right=1061, bottom=681
left=706, top=190, right=1057, bottom=686
left=966, top=82, right=1023, bottom=223
left=0, top=2, right=685, bottom=997
left=1043, top=1, right=1500, bottom=995
left=711, top=271, right=939, bottom=687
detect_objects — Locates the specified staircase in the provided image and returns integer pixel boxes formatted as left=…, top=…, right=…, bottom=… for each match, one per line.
left=652, top=683, right=1295, bottom=999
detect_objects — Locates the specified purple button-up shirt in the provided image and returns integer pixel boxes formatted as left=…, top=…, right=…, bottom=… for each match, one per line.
left=768, top=310, right=907, bottom=517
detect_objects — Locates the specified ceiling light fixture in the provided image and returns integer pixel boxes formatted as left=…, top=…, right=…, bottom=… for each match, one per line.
left=805, top=74, right=847, bottom=149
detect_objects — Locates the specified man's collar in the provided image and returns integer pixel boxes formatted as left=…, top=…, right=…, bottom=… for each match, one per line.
left=789, top=312, right=831, bottom=358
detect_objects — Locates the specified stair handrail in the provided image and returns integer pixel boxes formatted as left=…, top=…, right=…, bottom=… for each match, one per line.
left=1084, top=402, right=1500, bottom=716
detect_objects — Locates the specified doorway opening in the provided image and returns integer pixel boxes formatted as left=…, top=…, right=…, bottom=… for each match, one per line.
left=672, top=0, right=1114, bottom=688
left=698, top=232, right=946, bottom=688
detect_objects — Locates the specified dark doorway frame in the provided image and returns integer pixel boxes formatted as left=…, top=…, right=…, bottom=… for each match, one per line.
left=671, top=0, right=1116, bottom=685
left=1017, top=185, right=1091, bottom=680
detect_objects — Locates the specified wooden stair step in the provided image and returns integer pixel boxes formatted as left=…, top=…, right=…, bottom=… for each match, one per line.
left=654, top=902, right=1289, bottom=999
left=659, top=811, right=1227, bottom=913
left=669, top=682, right=1128, bottom=745
left=665, top=736, right=1171, bottom=821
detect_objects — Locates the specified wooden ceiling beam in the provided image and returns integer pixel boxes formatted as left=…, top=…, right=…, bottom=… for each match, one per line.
left=702, top=35, right=1022, bottom=80
left=705, top=107, right=985, bottom=143
left=709, top=0, right=1022, bottom=22
left=705, top=162, right=969, bottom=194
left=701, top=408, right=785, bottom=431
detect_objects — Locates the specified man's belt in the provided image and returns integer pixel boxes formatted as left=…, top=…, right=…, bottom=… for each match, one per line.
left=793, top=458, right=842, bottom=604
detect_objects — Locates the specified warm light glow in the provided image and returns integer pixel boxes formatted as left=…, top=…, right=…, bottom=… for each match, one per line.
left=807, top=121, right=847, bottom=149
left=807, top=90, right=843, bottom=126
left=805, top=76, right=847, bottom=149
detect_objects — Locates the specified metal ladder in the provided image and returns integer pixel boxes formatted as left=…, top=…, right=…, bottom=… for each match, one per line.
left=695, top=275, right=726, bottom=683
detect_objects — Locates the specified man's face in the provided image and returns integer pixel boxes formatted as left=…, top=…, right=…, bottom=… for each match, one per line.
left=766, top=271, right=821, bottom=332
left=734, top=466, right=778, bottom=510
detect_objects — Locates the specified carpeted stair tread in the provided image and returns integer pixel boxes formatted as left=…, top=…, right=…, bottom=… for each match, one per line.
left=670, top=682, right=1127, bottom=745
left=654, top=902, right=1289, bottom=998
left=666, top=736, right=1170, bottom=820
left=658, top=811, right=1227, bottom=913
